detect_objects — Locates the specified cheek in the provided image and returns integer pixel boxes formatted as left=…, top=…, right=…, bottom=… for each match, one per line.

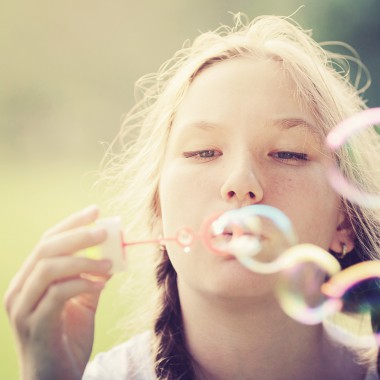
left=159, top=165, right=219, bottom=288
left=267, top=169, right=340, bottom=247
left=159, top=163, right=219, bottom=236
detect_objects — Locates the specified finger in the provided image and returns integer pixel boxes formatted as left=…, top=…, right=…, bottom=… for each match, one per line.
left=36, top=225, right=107, bottom=259
left=43, top=205, right=100, bottom=238
left=4, top=205, right=101, bottom=314
left=37, top=278, right=105, bottom=320
left=7, top=254, right=110, bottom=321
left=13, top=256, right=112, bottom=318
left=4, top=227, right=107, bottom=314
left=17, top=278, right=105, bottom=340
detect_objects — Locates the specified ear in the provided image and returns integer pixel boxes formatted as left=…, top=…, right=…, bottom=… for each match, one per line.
left=329, top=211, right=356, bottom=254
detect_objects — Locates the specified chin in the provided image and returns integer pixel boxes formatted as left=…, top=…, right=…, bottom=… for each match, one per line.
left=202, top=258, right=279, bottom=300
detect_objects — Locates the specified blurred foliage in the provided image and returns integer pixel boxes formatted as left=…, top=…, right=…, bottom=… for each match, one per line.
left=1, top=0, right=379, bottom=378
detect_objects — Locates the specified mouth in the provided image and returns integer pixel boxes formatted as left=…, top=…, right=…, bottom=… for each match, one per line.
left=200, top=208, right=266, bottom=257
left=210, top=231, right=264, bottom=257
left=202, top=205, right=297, bottom=262
left=211, top=210, right=262, bottom=236
left=214, top=230, right=265, bottom=240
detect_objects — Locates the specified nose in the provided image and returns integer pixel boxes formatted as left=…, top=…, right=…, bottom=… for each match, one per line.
left=220, top=158, right=264, bottom=206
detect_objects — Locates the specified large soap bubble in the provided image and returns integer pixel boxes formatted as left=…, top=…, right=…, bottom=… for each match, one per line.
left=276, top=244, right=341, bottom=325
left=326, top=108, right=380, bottom=209
left=322, top=261, right=380, bottom=348
left=201, top=205, right=298, bottom=274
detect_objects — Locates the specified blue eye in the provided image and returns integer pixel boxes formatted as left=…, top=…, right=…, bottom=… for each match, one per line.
left=276, top=152, right=307, bottom=160
left=183, top=150, right=222, bottom=160
left=271, top=151, right=308, bottom=164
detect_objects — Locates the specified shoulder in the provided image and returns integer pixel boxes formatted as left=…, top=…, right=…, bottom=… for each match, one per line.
left=82, top=330, right=155, bottom=380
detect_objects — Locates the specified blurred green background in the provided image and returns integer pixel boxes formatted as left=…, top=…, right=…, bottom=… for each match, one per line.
left=1, top=0, right=379, bottom=378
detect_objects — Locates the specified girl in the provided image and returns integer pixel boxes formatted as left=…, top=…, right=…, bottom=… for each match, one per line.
left=5, top=14, right=380, bottom=380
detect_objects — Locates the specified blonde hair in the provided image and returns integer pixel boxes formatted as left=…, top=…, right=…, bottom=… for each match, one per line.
left=99, top=14, right=380, bottom=379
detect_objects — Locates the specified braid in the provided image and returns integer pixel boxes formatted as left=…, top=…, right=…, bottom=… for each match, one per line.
left=153, top=248, right=195, bottom=379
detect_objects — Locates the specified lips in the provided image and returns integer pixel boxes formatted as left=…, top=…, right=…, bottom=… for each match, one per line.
left=209, top=231, right=263, bottom=258
left=215, top=231, right=264, bottom=240
left=201, top=209, right=265, bottom=257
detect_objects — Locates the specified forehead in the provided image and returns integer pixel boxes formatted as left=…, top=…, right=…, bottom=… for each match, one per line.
left=171, top=57, right=321, bottom=139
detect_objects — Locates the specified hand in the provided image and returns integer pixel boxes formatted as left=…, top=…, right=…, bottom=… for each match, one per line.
left=4, top=205, right=112, bottom=380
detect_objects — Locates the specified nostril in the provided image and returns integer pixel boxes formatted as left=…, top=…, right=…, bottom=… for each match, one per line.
left=227, top=191, right=235, bottom=198
left=226, top=190, right=255, bottom=199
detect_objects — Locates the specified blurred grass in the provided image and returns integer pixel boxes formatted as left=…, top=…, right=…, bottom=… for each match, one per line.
left=0, top=158, right=151, bottom=379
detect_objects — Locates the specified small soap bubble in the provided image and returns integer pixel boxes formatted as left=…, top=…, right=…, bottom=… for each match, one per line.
left=176, top=228, right=194, bottom=247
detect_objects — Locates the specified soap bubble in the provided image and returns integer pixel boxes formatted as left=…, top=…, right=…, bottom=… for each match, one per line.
left=201, top=205, right=298, bottom=274
left=326, top=108, right=380, bottom=209
left=276, top=244, right=341, bottom=325
left=322, top=261, right=380, bottom=348
left=176, top=227, right=195, bottom=247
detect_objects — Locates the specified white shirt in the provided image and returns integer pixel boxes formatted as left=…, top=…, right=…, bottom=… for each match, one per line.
left=82, top=331, right=155, bottom=380
left=83, top=331, right=379, bottom=380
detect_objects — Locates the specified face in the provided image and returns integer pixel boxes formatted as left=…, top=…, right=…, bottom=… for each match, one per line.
left=158, top=58, right=342, bottom=299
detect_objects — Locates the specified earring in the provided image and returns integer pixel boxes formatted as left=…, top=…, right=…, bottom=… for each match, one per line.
left=336, top=242, right=348, bottom=259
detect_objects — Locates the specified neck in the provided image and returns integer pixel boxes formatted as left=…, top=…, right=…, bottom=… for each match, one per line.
left=178, top=279, right=367, bottom=380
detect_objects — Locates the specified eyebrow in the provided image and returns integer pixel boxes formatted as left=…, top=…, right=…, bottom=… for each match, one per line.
left=273, top=118, right=320, bottom=136
left=180, top=118, right=319, bottom=134
left=274, top=117, right=325, bottom=144
left=181, top=121, right=218, bottom=131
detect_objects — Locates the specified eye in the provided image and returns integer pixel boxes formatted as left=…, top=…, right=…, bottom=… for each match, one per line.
left=183, top=149, right=222, bottom=161
left=270, top=151, right=309, bottom=165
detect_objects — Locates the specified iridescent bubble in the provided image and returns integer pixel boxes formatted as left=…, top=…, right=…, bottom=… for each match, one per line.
left=201, top=208, right=262, bottom=256
left=321, top=261, right=380, bottom=348
left=201, top=205, right=298, bottom=274
left=276, top=244, right=341, bottom=325
left=326, top=108, right=380, bottom=209
left=176, top=227, right=195, bottom=247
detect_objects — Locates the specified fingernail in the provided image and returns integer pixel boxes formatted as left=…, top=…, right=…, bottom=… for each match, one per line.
left=82, top=204, right=98, bottom=216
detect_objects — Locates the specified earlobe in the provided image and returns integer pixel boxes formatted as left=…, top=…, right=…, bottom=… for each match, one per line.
left=329, top=213, right=356, bottom=257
